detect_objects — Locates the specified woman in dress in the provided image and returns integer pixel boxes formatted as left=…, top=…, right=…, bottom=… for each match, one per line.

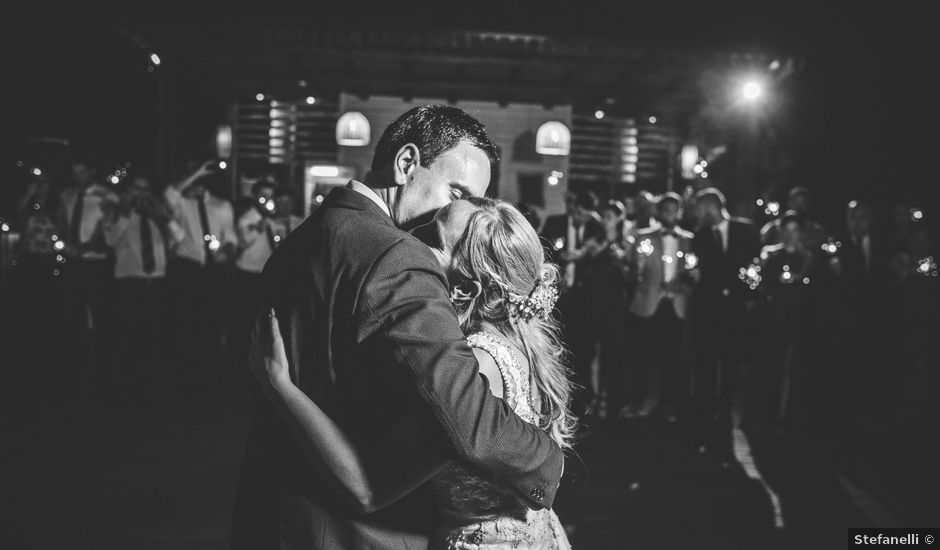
left=249, top=197, right=575, bottom=549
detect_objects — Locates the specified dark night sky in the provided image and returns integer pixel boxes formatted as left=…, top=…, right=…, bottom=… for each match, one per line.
left=1, top=5, right=936, bottom=229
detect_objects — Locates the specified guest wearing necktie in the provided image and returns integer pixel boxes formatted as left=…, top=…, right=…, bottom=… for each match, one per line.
left=540, top=189, right=605, bottom=415
left=689, top=187, right=760, bottom=441
left=623, top=193, right=695, bottom=422
left=825, top=199, right=890, bottom=431
left=231, top=179, right=287, bottom=384
left=164, top=160, right=237, bottom=415
left=57, top=158, right=119, bottom=399
left=103, top=174, right=170, bottom=405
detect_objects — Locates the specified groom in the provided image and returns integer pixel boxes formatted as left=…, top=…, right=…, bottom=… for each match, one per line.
left=231, top=105, right=565, bottom=549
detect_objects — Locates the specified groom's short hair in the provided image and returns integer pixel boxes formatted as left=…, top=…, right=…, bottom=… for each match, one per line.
left=371, top=105, right=499, bottom=172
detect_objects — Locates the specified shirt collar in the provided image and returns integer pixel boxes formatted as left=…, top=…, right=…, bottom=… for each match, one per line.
left=347, top=180, right=391, bottom=218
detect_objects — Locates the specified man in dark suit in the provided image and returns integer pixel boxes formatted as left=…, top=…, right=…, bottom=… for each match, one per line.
left=689, top=187, right=760, bottom=434
left=231, top=106, right=564, bottom=550
left=540, top=189, right=605, bottom=415
left=824, top=199, right=890, bottom=429
left=625, top=193, right=696, bottom=421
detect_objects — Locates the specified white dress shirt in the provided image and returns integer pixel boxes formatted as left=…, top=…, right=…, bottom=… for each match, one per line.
left=715, top=218, right=730, bottom=254
left=105, top=212, right=167, bottom=279
left=60, top=184, right=119, bottom=260
left=347, top=180, right=392, bottom=217
left=662, top=233, right=678, bottom=283
left=164, top=186, right=237, bottom=265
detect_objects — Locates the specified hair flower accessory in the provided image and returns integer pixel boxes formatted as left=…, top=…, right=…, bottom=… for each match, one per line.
left=507, top=279, right=559, bottom=322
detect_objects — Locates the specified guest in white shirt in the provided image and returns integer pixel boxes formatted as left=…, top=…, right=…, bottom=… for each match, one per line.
left=163, top=160, right=237, bottom=414
left=57, top=158, right=119, bottom=396
left=103, top=174, right=170, bottom=400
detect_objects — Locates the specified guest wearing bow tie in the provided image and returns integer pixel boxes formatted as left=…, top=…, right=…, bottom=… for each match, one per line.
left=622, top=193, right=695, bottom=421
left=689, top=188, right=760, bottom=437
left=540, top=189, right=605, bottom=414
left=103, top=174, right=170, bottom=404
left=164, top=160, right=238, bottom=415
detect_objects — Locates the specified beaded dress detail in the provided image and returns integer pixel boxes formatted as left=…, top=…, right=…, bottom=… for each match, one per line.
left=431, top=331, right=571, bottom=550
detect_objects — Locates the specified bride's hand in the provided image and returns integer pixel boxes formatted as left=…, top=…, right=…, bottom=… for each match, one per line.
left=249, top=308, right=292, bottom=388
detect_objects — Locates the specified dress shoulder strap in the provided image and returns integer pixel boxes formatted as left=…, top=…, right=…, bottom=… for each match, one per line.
left=467, top=331, right=536, bottom=424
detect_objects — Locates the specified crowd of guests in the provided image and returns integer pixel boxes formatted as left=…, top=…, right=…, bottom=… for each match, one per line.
left=3, top=159, right=936, bottom=438
left=536, top=186, right=937, bottom=440
left=4, top=159, right=301, bottom=417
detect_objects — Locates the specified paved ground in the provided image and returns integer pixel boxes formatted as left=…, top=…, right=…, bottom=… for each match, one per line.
left=2, top=369, right=933, bottom=549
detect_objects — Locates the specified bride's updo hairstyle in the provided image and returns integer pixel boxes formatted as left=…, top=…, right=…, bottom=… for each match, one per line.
left=438, top=197, right=576, bottom=449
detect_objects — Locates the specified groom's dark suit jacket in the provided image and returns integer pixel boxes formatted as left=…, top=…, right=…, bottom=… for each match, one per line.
left=231, top=186, right=564, bottom=550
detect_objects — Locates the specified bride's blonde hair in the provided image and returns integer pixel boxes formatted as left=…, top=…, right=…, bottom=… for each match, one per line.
left=438, top=197, right=577, bottom=449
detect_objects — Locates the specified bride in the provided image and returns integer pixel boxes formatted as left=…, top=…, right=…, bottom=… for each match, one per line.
left=250, top=197, right=575, bottom=549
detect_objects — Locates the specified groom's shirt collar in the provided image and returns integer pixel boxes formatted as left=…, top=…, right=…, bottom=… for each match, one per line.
left=347, top=180, right=391, bottom=218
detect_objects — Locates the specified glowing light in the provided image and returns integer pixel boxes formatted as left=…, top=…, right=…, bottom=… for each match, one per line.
left=551, top=170, right=564, bottom=178
left=308, top=165, right=340, bottom=177
left=547, top=176, right=559, bottom=186
left=769, top=59, right=781, bottom=71
left=0, top=223, right=9, bottom=232
left=51, top=234, right=58, bottom=241
left=648, top=116, right=657, bottom=124
left=765, top=201, right=781, bottom=216
left=684, top=253, right=699, bottom=270
left=662, top=255, right=674, bottom=264
left=207, top=235, right=220, bottom=252
left=273, top=235, right=281, bottom=243
left=53, top=241, right=65, bottom=251
left=264, top=200, right=275, bottom=212
left=336, top=111, right=371, bottom=146
left=822, top=239, right=842, bottom=255
left=255, top=93, right=265, bottom=102
left=216, top=125, right=233, bottom=159
left=802, top=277, right=810, bottom=285
left=742, top=81, right=764, bottom=101
left=535, top=121, right=571, bottom=156
left=638, top=239, right=655, bottom=256
left=110, top=176, right=120, bottom=184
left=203, top=234, right=212, bottom=242
left=911, top=208, right=924, bottom=221
left=917, top=256, right=938, bottom=277
left=56, top=254, right=65, bottom=263
left=553, top=238, right=565, bottom=251
left=32, top=168, right=42, bottom=176
left=756, top=199, right=765, bottom=207
left=150, top=53, right=161, bottom=66
left=218, top=161, right=228, bottom=170
left=693, top=165, right=704, bottom=174
left=594, top=110, right=605, bottom=120
left=306, top=96, right=316, bottom=105
left=701, top=171, right=709, bottom=179
left=739, top=261, right=762, bottom=289
left=700, top=160, right=708, bottom=168
left=314, top=194, right=325, bottom=204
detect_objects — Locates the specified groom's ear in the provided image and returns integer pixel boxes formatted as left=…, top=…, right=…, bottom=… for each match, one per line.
left=393, top=144, right=420, bottom=186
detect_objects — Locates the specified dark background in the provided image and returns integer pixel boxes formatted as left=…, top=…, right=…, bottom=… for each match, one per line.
left=2, top=5, right=936, bottom=228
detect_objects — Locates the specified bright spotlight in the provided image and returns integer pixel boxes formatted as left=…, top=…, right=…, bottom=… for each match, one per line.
left=255, top=93, right=265, bottom=102
left=547, top=176, right=559, bottom=186
left=594, top=110, right=605, bottom=120
left=306, top=96, right=317, bottom=105
left=648, top=116, right=657, bottom=124
left=742, top=81, right=763, bottom=101
left=218, top=161, right=228, bottom=170
left=150, top=53, right=161, bottom=66
left=32, top=168, right=42, bottom=176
